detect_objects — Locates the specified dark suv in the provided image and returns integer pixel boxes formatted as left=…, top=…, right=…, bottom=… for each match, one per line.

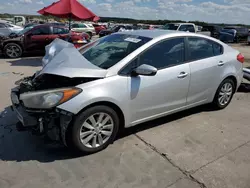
left=202, top=25, right=222, bottom=38
left=1, top=24, right=89, bottom=58
left=223, top=26, right=249, bottom=42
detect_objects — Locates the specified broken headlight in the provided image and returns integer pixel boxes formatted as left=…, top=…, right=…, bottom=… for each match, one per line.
left=20, top=88, right=82, bottom=109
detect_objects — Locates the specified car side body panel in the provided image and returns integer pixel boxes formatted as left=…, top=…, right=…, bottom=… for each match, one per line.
left=56, top=31, right=243, bottom=128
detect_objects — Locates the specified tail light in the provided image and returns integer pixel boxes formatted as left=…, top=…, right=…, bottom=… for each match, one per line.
left=237, top=53, right=244, bottom=63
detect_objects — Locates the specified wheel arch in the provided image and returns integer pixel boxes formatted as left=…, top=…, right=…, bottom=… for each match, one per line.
left=3, top=41, right=24, bottom=50
left=225, top=75, right=237, bottom=93
left=212, top=75, right=238, bottom=102
left=76, top=101, right=125, bottom=129
left=65, top=101, right=125, bottom=147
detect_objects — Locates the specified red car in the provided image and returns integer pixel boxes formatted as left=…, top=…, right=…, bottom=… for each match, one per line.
left=92, top=24, right=106, bottom=35
left=0, top=24, right=90, bottom=58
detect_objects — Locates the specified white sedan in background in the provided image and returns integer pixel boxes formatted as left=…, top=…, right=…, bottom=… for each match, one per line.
left=0, top=22, right=23, bottom=36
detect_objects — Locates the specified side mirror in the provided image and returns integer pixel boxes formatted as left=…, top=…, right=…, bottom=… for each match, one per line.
left=132, top=64, right=157, bottom=76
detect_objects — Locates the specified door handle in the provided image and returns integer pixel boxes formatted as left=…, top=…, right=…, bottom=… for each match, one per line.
left=178, top=72, right=188, bottom=78
left=45, top=38, right=49, bottom=41
left=218, top=61, right=224, bottom=66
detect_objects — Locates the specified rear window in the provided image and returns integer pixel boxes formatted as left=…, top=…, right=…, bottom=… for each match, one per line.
left=53, top=27, right=69, bottom=34
left=80, top=34, right=152, bottom=69
left=187, top=37, right=223, bottom=61
left=163, top=24, right=179, bottom=30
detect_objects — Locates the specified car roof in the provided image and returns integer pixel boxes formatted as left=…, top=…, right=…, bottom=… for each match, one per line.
left=114, top=29, right=180, bottom=38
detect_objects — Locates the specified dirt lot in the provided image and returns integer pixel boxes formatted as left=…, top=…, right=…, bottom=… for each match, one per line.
left=0, top=44, right=250, bottom=188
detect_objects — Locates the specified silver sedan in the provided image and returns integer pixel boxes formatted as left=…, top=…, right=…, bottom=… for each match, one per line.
left=11, top=30, right=244, bottom=154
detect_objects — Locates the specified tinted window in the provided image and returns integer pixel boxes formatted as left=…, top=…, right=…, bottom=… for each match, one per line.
left=213, top=42, right=223, bottom=56
left=138, top=38, right=185, bottom=69
left=81, top=34, right=152, bottom=69
left=188, top=25, right=195, bottom=32
left=72, top=24, right=78, bottom=28
left=0, top=23, right=6, bottom=28
left=53, top=27, right=69, bottom=34
left=188, top=37, right=222, bottom=61
left=79, top=24, right=87, bottom=28
left=163, top=24, right=179, bottom=30
left=179, top=25, right=195, bottom=32
left=32, top=27, right=50, bottom=35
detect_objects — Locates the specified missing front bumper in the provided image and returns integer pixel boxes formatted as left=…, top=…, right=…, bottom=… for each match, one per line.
left=11, top=90, right=73, bottom=145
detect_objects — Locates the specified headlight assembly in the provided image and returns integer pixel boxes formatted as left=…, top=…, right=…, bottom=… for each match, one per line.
left=20, top=88, right=82, bottom=109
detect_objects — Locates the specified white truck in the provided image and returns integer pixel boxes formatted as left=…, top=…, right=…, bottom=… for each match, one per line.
left=1, top=16, right=26, bottom=27
left=163, top=23, right=211, bottom=36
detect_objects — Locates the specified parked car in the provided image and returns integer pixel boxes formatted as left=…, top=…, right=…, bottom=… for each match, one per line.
left=0, top=24, right=90, bottom=58
left=219, top=29, right=236, bottom=43
left=11, top=30, right=243, bottom=154
left=202, top=25, right=222, bottom=38
left=163, top=23, right=211, bottom=36
left=99, top=25, right=126, bottom=37
left=71, top=23, right=96, bottom=38
left=0, top=22, right=23, bottom=36
left=92, top=24, right=106, bottom=35
left=223, top=26, right=249, bottom=42
left=248, top=31, right=250, bottom=45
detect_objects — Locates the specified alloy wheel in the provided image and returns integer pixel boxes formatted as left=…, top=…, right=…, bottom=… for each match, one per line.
left=79, top=113, right=114, bottom=148
left=218, top=82, right=233, bottom=106
left=6, top=45, right=22, bottom=58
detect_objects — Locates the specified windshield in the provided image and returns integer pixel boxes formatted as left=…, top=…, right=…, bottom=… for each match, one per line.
left=163, top=24, right=179, bottom=30
left=79, top=34, right=152, bottom=69
left=17, top=26, right=34, bottom=35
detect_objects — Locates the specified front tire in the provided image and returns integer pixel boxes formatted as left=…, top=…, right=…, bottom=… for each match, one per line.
left=212, top=78, right=235, bottom=109
left=70, top=105, right=120, bottom=154
left=4, top=43, right=23, bottom=58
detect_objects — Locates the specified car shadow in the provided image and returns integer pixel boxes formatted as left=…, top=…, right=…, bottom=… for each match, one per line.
left=117, top=104, right=215, bottom=140
left=237, top=82, right=250, bottom=93
left=7, top=56, right=42, bottom=67
left=0, top=106, right=82, bottom=163
left=0, top=104, right=213, bottom=163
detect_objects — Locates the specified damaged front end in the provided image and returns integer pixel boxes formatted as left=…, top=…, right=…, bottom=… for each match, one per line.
left=10, top=39, right=106, bottom=145
left=11, top=74, right=99, bottom=145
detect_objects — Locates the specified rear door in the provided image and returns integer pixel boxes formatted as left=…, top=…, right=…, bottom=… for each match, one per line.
left=186, top=37, right=224, bottom=105
left=25, top=26, right=51, bottom=51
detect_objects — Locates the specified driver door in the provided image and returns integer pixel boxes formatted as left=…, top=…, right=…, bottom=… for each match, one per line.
left=126, top=37, right=191, bottom=124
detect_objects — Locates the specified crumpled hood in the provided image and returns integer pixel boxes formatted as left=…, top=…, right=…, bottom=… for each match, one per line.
left=36, top=39, right=108, bottom=78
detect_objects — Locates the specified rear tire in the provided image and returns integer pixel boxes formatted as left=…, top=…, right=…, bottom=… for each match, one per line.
left=70, top=105, right=120, bottom=154
left=212, top=78, right=235, bottom=109
left=4, top=43, right=23, bottom=58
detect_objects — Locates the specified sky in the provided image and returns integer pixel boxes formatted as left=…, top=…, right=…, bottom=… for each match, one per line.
left=0, top=0, right=249, bottom=24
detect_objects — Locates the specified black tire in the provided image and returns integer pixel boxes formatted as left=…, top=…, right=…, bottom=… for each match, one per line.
left=86, top=32, right=92, bottom=39
left=4, top=43, right=23, bottom=58
left=212, top=78, right=235, bottom=109
left=70, top=105, right=120, bottom=154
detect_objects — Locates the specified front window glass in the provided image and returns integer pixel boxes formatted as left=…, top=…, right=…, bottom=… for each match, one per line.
left=138, top=38, right=185, bottom=69
left=32, top=27, right=50, bottom=35
left=163, top=24, right=179, bottom=30
left=80, top=34, right=152, bottom=69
